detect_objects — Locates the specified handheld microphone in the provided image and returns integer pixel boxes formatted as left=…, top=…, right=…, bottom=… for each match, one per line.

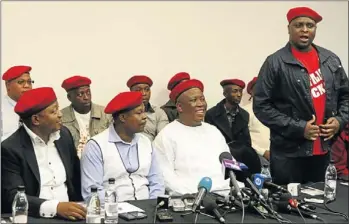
left=202, top=196, right=226, bottom=223
left=191, top=177, right=212, bottom=213
left=252, top=173, right=268, bottom=190
left=264, top=181, right=288, bottom=192
left=245, top=177, right=265, bottom=202
left=219, top=152, right=243, bottom=199
left=273, top=199, right=321, bottom=220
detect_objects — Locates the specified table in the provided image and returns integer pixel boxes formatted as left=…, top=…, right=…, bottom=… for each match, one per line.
left=2, top=182, right=348, bottom=223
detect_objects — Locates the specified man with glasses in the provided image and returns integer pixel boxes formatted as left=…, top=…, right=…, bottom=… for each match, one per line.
left=61, top=76, right=112, bottom=158
left=127, top=75, right=168, bottom=141
left=1, top=65, right=34, bottom=141
left=253, top=7, right=349, bottom=184
left=205, top=79, right=261, bottom=178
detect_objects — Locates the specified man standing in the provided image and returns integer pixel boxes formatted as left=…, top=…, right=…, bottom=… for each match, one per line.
left=205, top=79, right=261, bottom=176
left=161, top=72, right=190, bottom=122
left=127, top=75, right=168, bottom=141
left=61, top=76, right=112, bottom=158
left=1, top=65, right=33, bottom=141
left=2, top=87, right=85, bottom=220
left=243, top=77, right=270, bottom=163
left=80, top=91, right=164, bottom=202
left=153, top=79, right=239, bottom=196
left=253, top=7, right=349, bottom=184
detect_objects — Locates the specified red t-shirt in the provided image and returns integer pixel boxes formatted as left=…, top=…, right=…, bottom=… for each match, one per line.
left=291, top=46, right=327, bottom=155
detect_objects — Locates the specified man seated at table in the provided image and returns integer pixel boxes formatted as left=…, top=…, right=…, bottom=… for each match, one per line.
left=81, top=91, right=165, bottom=202
left=161, top=72, right=191, bottom=122
left=127, top=75, right=169, bottom=141
left=1, top=87, right=85, bottom=220
left=153, top=79, right=238, bottom=196
left=332, top=123, right=349, bottom=181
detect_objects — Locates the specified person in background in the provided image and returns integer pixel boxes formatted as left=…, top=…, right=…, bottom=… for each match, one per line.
left=127, top=75, right=168, bottom=141
left=2, top=87, right=85, bottom=220
left=80, top=91, right=164, bottom=202
left=161, top=72, right=190, bottom=122
left=331, top=123, right=349, bottom=181
left=243, top=77, right=270, bottom=164
left=253, top=7, right=349, bottom=185
left=205, top=79, right=261, bottom=176
left=61, top=75, right=112, bottom=158
left=1, top=65, right=33, bottom=141
left=154, top=79, right=235, bottom=196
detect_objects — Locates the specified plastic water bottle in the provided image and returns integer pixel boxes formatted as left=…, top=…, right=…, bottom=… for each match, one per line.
left=12, top=185, right=28, bottom=224
left=324, top=160, right=337, bottom=201
left=104, top=178, right=118, bottom=223
left=261, top=164, right=272, bottom=180
left=86, top=187, right=101, bottom=223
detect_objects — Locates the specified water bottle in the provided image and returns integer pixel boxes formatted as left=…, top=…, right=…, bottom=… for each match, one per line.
left=104, top=178, right=118, bottom=223
left=324, top=160, right=337, bottom=201
left=12, top=185, right=28, bottom=224
left=261, top=164, right=272, bottom=180
left=86, top=187, right=101, bottom=223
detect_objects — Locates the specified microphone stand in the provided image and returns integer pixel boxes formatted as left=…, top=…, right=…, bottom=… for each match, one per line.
left=181, top=208, right=214, bottom=224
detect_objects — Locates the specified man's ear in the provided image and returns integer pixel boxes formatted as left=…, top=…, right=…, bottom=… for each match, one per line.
left=223, top=89, right=227, bottom=98
left=67, top=92, right=72, bottom=102
left=31, top=114, right=40, bottom=126
left=5, top=81, right=11, bottom=92
left=176, top=102, right=183, bottom=113
left=119, top=113, right=127, bottom=123
left=287, top=24, right=290, bottom=34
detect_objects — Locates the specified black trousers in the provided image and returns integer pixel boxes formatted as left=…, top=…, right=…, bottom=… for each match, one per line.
left=270, top=151, right=330, bottom=185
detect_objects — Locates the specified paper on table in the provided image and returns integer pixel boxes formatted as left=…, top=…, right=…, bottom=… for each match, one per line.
left=118, top=202, right=145, bottom=214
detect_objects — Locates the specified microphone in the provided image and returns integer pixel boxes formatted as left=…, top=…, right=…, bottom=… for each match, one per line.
left=191, top=177, right=212, bottom=213
left=219, top=152, right=243, bottom=199
left=263, top=181, right=288, bottom=192
left=202, top=196, right=226, bottom=223
left=245, top=177, right=265, bottom=202
left=156, top=201, right=165, bottom=209
left=273, top=199, right=321, bottom=220
left=252, top=173, right=267, bottom=190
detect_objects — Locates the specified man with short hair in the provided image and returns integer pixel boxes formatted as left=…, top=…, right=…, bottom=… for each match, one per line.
left=243, top=77, right=271, bottom=162
left=205, top=79, right=261, bottom=176
left=161, top=72, right=190, bottom=122
left=61, top=76, right=112, bottom=158
left=153, top=79, right=238, bottom=196
left=253, top=7, right=349, bottom=184
left=127, top=75, right=168, bottom=141
left=1, top=65, right=34, bottom=141
left=81, top=91, right=165, bottom=202
left=2, top=87, right=85, bottom=220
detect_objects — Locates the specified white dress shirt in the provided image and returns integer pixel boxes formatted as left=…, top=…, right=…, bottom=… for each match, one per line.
left=1, top=95, right=20, bottom=141
left=23, top=124, right=69, bottom=218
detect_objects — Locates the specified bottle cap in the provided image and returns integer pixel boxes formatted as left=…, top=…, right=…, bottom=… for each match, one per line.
left=330, top=159, right=335, bottom=164
left=108, top=178, right=116, bottom=184
left=91, top=187, right=98, bottom=193
left=17, top=185, right=25, bottom=191
left=262, top=164, right=269, bottom=168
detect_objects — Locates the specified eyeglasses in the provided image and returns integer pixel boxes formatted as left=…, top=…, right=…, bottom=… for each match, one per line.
left=16, top=80, right=34, bottom=86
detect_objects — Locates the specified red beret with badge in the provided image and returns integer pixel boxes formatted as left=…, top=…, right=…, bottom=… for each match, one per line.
left=61, top=75, right=92, bottom=91
left=287, top=7, right=322, bottom=23
left=169, top=79, right=204, bottom=102
left=220, top=79, right=246, bottom=89
left=2, top=65, right=32, bottom=81
left=104, top=92, right=143, bottom=114
left=167, top=72, right=190, bottom=90
left=127, top=75, right=153, bottom=88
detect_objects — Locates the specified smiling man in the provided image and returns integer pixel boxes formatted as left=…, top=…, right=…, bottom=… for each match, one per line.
left=1, top=65, right=34, bottom=141
left=253, top=7, right=349, bottom=184
left=153, top=79, right=236, bottom=195
left=61, top=76, right=112, bottom=158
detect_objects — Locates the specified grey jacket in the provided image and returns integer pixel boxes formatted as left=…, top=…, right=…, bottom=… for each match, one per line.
left=61, top=103, right=112, bottom=150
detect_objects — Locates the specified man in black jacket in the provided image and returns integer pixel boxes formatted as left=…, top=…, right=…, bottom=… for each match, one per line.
left=1, top=87, right=86, bottom=220
left=253, top=7, right=349, bottom=185
left=205, top=79, right=261, bottom=179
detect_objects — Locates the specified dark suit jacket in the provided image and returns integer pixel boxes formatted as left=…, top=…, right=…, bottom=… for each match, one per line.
left=1, top=126, right=82, bottom=217
left=205, top=99, right=261, bottom=179
left=161, top=100, right=178, bottom=122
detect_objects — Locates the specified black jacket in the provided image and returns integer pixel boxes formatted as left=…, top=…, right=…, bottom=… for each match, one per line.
left=253, top=43, right=349, bottom=157
left=161, top=100, right=178, bottom=122
left=1, top=126, right=82, bottom=217
left=205, top=99, right=251, bottom=146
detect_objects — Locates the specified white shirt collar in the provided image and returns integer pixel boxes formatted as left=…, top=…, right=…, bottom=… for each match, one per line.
left=5, top=95, right=17, bottom=107
left=23, top=123, right=61, bottom=145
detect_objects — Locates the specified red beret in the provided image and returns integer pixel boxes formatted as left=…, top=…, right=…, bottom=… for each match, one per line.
left=127, top=75, right=153, bottom=88
left=61, top=75, right=91, bottom=91
left=247, top=77, right=258, bottom=95
left=15, top=87, right=57, bottom=118
left=169, top=79, right=204, bottom=102
left=167, top=72, right=190, bottom=90
left=220, top=79, right=246, bottom=89
left=287, top=7, right=322, bottom=23
left=2, top=65, right=32, bottom=81
left=105, top=91, right=143, bottom=114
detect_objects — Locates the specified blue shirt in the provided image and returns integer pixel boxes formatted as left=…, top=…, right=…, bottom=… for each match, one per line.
left=80, top=125, right=165, bottom=202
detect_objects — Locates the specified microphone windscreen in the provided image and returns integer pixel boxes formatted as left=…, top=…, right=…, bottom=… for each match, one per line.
left=198, top=177, right=212, bottom=192
left=219, top=152, right=233, bottom=163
